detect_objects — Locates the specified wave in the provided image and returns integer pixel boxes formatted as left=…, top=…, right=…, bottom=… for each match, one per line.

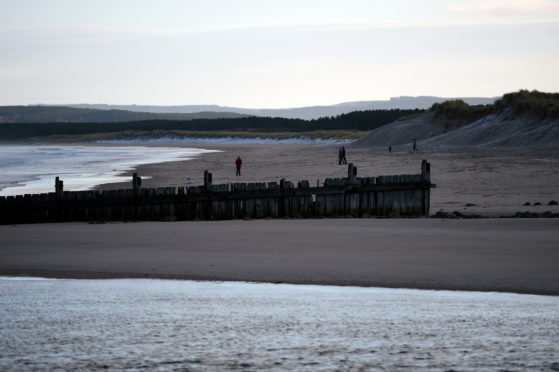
left=0, top=145, right=219, bottom=196
left=96, top=136, right=354, bottom=145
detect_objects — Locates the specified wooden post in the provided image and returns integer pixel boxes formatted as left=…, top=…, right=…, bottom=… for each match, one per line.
left=203, top=170, right=213, bottom=192
left=55, top=177, right=64, bottom=199
left=421, top=160, right=431, bottom=182
left=132, top=173, right=142, bottom=195
left=421, top=160, right=431, bottom=216
left=347, top=163, right=357, bottom=184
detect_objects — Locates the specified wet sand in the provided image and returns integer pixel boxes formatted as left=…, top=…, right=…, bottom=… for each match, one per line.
left=1, top=219, right=558, bottom=295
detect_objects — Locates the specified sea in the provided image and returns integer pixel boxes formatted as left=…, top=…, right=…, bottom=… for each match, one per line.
left=1, top=277, right=557, bottom=371
left=0, top=144, right=219, bottom=196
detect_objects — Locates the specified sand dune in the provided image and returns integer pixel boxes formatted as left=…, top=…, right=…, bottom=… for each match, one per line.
left=354, top=111, right=559, bottom=149
left=423, top=113, right=559, bottom=149
left=352, top=112, right=443, bottom=147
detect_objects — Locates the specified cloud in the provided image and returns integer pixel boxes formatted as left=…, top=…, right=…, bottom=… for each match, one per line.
left=446, top=0, right=559, bottom=17
left=0, top=67, right=38, bottom=79
left=2, top=16, right=559, bottom=47
left=0, top=26, right=175, bottom=46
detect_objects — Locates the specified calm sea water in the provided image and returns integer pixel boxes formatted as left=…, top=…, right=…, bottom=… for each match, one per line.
left=1, top=277, right=557, bottom=371
left=0, top=145, right=219, bottom=196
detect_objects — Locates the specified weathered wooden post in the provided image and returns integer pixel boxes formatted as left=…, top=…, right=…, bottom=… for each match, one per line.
left=131, top=173, right=142, bottom=220
left=53, top=177, right=65, bottom=221
left=346, top=164, right=359, bottom=215
left=203, top=170, right=213, bottom=218
left=55, top=177, right=64, bottom=199
left=347, top=163, right=357, bottom=184
left=132, top=173, right=142, bottom=195
left=421, top=160, right=431, bottom=216
left=421, top=160, right=431, bottom=182
left=203, top=170, right=212, bottom=191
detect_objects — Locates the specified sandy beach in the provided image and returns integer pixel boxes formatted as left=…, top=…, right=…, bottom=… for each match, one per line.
left=1, top=218, right=558, bottom=295
left=97, top=142, right=559, bottom=217
left=1, top=142, right=558, bottom=295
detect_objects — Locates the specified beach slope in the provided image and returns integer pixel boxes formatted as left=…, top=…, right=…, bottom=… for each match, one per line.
left=1, top=219, right=558, bottom=295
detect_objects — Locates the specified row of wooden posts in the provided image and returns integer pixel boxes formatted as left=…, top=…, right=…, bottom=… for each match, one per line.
left=0, top=161, right=434, bottom=224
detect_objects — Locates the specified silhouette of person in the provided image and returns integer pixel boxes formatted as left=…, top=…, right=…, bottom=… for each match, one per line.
left=412, top=138, right=417, bottom=152
left=340, top=146, right=347, bottom=164
left=235, top=156, right=243, bottom=176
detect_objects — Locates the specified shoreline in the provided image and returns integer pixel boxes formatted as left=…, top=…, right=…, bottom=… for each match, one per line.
left=1, top=219, right=558, bottom=296
left=1, top=273, right=556, bottom=298
left=1, top=272, right=557, bottom=297
left=0, top=143, right=220, bottom=197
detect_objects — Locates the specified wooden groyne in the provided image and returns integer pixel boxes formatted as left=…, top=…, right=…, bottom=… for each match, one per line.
left=0, top=161, right=434, bottom=224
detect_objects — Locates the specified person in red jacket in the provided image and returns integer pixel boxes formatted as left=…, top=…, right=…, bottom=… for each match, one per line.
left=235, top=156, right=243, bottom=176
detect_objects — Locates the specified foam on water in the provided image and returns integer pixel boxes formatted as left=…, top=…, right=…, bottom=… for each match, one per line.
left=1, top=277, right=557, bottom=371
left=0, top=145, right=219, bottom=196
left=97, top=136, right=354, bottom=145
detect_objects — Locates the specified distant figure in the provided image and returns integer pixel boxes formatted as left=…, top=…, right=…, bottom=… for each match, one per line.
left=412, top=138, right=417, bottom=152
left=389, top=145, right=392, bottom=153
left=339, top=146, right=347, bottom=164
left=235, top=156, right=243, bottom=176
left=185, top=178, right=194, bottom=185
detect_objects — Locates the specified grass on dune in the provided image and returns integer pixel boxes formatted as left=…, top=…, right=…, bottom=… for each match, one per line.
left=27, top=129, right=367, bottom=143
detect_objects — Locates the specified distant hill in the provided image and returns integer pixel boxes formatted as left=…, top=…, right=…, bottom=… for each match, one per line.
left=0, top=106, right=248, bottom=123
left=353, top=90, right=559, bottom=149
left=62, top=96, right=497, bottom=120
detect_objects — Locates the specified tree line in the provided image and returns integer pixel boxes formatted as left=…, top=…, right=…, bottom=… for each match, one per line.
left=0, top=109, right=423, bottom=140
left=0, top=105, right=246, bottom=123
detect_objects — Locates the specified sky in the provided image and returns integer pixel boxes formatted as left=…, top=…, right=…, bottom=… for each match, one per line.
left=1, top=0, right=558, bottom=108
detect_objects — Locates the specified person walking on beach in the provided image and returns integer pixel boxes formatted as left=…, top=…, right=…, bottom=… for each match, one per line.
left=235, top=156, right=243, bottom=176
left=339, top=146, right=347, bottom=164
left=412, top=138, right=417, bottom=152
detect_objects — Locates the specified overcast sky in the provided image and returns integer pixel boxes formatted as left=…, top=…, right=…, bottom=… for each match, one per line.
left=1, top=0, right=558, bottom=108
